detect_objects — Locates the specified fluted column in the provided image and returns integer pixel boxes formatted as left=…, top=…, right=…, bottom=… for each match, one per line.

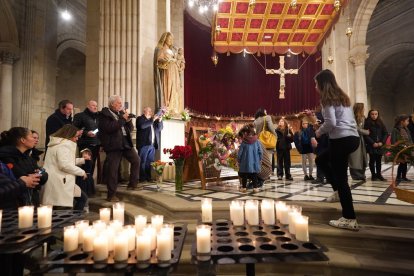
left=0, top=52, right=15, bottom=130
left=349, top=45, right=369, bottom=107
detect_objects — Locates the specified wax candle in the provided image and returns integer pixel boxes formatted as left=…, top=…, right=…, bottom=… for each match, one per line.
left=37, top=205, right=52, bottom=229
left=63, top=225, right=79, bottom=252
left=229, top=200, right=244, bottom=226
left=113, top=202, right=125, bottom=225
left=105, top=228, right=115, bottom=251
left=109, top=219, right=123, bottom=234
left=157, top=231, right=171, bottom=261
left=93, top=235, right=108, bottom=261
left=161, top=223, right=174, bottom=249
left=135, top=215, right=147, bottom=234
left=93, top=220, right=107, bottom=234
left=245, top=200, right=259, bottom=226
left=295, top=215, right=309, bottom=242
left=113, top=231, right=129, bottom=261
left=279, top=204, right=290, bottom=225
left=136, top=234, right=151, bottom=261
left=288, top=206, right=302, bottom=234
left=196, top=225, right=211, bottom=254
left=99, top=208, right=111, bottom=224
left=261, top=199, right=275, bottom=225
left=75, top=220, right=89, bottom=244
left=18, top=206, right=34, bottom=229
left=124, top=225, right=136, bottom=251
left=275, top=201, right=286, bottom=222
left=201, top=198, right=213, bottom=223
left=82, top=226, right=95, bottom=252
left=143, top=225, right=157, bottom=251
left=151, top=215, right=163, bottom=233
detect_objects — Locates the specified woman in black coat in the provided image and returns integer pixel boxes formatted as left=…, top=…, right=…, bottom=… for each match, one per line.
left=363, top=109, right=388, bottom=181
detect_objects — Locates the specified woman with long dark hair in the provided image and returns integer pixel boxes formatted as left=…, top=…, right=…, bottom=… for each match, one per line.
left=314, top=69, right=360, bottom=230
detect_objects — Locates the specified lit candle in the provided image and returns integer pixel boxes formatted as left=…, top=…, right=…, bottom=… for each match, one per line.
left=93, top=234, right=108, bottom=261
left=275, top=201, right=286, bottom=222
left=136, top=234, right=151, bottom=261
left=295, top=215, right=309, bottom=242
left=151, top=215, right=163, bottom=233
left=288, top=206, right=302, bottom=234
left=109, top=219, right=123, bottom=234
left=143, top=225, right=157, bottom=251
left=104, top=228, right=115, bottom=252
left=18, top=206, right=34, bottom=229
left=157, top=231, right=171, bottom=261
left=161, top=223, right=174, bottom=249
left=201, top=198, right=213, bottom=223
left=75, top=220, right=89, bottom=244
left=229, top=200, right=244, bottom=226
left=37, top=205, right=52, bottom=229
left=99, top=208, right=111, bottom=224
left=196, top=225, right=211, bottom=254
left=124, top=225, right=136, bottom=251
left=82, top=226, right=95, bottom=252
left=113, top=231, right=129, bottom=261
left=244, top=200, right=259, bottom=226
left=113, top=202, right=125, bottom=225
left=63, top=225, right=79, bottom=252
left=261, top=199, right=275, bottom=225
left=279, top=204, right=290, bottom=225
left=93, top=220, right=107, bottom=234
left=135, top=215, right=147, bottom=234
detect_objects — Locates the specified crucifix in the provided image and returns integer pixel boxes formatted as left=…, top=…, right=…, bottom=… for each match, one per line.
left=266, top=56, right=298, bottom=99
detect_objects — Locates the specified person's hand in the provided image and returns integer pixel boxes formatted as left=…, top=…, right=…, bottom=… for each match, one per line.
left=122, top=110, right=131, bottom=121
left=311, top=137, right=318, bottom=148
left=20, top=174, right=40, bottom=188
left=87, top=131, right=96, bottom=137
left=153, top=115, right=160, bottom=121
left=83, top=154, right=92, bottom=161
left=373, top=142, right=378, bottom=148
left=378, top=142, right=383, bottom=147
left=83, top=173, right=88, bottom=180
left=315, top=131, right=321, bottom=138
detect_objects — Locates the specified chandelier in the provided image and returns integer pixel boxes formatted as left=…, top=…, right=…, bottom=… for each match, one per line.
left=187, top=0, right=221, bottom=14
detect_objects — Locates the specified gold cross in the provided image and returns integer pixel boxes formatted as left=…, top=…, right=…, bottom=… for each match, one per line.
left=266, top=56, right=298, bottom=99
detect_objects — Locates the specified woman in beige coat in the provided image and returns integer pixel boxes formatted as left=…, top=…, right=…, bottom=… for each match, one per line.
left=41, top=125, right=87, bottom=209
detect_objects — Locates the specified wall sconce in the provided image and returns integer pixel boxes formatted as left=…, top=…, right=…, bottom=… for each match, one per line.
left=334, top=0, right=341, bottom=12
left=346, top=17, right=353, bottom=38
left=327, top=47, right=334, bottom=64
left=211, top=52, right=218, bottom=66
left=290, top=0, right=297, bottom=9
left=215, top=25, right=221, bottom=36
left=249, top=0, right=256, bottom=9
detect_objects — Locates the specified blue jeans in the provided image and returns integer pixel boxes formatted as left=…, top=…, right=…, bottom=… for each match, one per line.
left=138, top=145, right=155, bottom=181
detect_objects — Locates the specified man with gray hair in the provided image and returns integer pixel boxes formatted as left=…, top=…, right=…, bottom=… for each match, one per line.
left=98, top=95, right=140, bottom=202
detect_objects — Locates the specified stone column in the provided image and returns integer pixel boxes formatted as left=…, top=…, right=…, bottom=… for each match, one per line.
left=0, top=52, right=15, bottom=130
left=166, top=0, right=171, bottom=32
left=349, top=45, right=369, bottom=107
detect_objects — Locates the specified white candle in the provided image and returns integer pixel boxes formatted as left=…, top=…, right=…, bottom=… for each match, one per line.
left=161, top=223, right=174, bottom=250
left=279, top=204, right=290, bottom=225
left=288, top=206, right=302, bottom=234
left=151, top=215, right=163, bottom=233
left=201, top=198, right=213, bottom=223
left=261, top=199, right=275, bottom=225
left=157, top=231, right=171, bottom=261
left=37, top=205, right=52, bottom=229
left=18, top=206, right=34, bottom=229
left=109, top=220, right=123, bottom=234
left=113, top=231, right=129, bottom=261
left=196, top=225, right=211, bottom=254
left=63, top=225, right=79, bottom=252
left=245, top=200, right=259, bottom=226
left=135, top=215, right=147, bottom=234
left=75, top=220, right=89, bottom=244
left=136, top=234, right=151, bottom=261
left=93, top=235, right=109, bottom=261
left=82, top=226, right=95, bottom=252
left=113, top=202, right=125, bottom=225
left=104, top=228, right=115, bottom=252
left=124, top=225, right=136, bottom=251
left=275, top=201, right=286, bottom=222
left=143, top=225, right=157, bottom=251
left=295, top=215, right=309, bottom=242
left=93, top=220, right=107, bottom=234
left=230, top=200, right=244, bottom=226
left=99, top=208, right=111, bottom=224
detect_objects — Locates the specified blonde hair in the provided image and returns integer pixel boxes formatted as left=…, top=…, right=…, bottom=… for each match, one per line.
left=157, top=32, right=173, bottom=49
left=353, top=103, right=365, bottom=125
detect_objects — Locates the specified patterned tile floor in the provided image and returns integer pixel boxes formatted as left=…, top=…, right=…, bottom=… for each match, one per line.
left=140, top=164, right=414, bottom=206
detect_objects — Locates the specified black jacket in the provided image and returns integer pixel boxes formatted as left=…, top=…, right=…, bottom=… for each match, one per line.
left=73, top=108, right=101, bottom=147
left=98, top=107, right=134, bottom=152
left=0, top=173, right=26, bottom=210
left=136, top=115, right=163, bottom=150
left=276, top=128, right=294, bottom=151
left=363, top=120, right=388, bottom=154
left=45, top=109, right=72, bottom=146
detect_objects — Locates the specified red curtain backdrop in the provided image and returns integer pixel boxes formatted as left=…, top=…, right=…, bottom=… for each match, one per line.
left=184, top=12, right=322, bottom=116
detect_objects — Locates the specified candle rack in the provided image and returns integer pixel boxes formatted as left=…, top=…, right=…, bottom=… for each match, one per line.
left=41, top=223, right=187, bottom=268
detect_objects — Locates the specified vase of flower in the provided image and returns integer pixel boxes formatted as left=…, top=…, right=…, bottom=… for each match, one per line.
left=174, top=158, right=184, bottom=191
left=151, top=160, right=166, bottom=191
left=164, top=145, right=193, bottom=192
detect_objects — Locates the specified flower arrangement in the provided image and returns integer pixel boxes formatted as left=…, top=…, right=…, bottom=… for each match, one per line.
left=181, top=108, right=191, bottom=122
left=151, top=160, right=167, bottom=176
left=382, top=141, right=414, bottom=164
left=163, top=145, right=193, bottom=191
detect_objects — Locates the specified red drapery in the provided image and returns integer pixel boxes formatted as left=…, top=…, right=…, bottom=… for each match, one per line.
left=184, top=12, right=322, bottom=117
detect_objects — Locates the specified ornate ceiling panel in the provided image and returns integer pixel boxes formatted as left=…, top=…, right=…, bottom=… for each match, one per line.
left=213, top=0, right=346, bottom=55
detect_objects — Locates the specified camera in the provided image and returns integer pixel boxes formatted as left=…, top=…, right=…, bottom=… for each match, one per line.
left=128, top=113, right=137, bottom=118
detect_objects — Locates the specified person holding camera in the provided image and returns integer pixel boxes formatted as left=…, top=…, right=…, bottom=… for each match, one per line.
left=98, top=95, right=141, bottom=202
left=136, top=107, right=163, bottom=182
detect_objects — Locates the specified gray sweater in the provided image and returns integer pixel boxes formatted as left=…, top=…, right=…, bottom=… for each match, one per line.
left=316, top=105, right=358, bottom=139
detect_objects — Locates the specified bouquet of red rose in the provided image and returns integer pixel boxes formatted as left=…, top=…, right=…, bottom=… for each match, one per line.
left=163, top=145, right=192, bottom=191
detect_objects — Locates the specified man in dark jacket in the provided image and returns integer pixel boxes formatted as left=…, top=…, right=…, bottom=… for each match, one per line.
left=136, top=107, right=163, bottom=182
left=73, top=100, right=101, bottom=182
left=98, top=95, right=140, bottom=202
left=45, top=99, right=73, bottom=147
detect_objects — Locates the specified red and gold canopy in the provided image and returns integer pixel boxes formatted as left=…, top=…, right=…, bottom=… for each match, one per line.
left=213, top=0, right=346, bottom=55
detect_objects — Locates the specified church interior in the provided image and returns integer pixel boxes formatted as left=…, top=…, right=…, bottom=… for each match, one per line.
left=0, top=0, right=414, bottom=275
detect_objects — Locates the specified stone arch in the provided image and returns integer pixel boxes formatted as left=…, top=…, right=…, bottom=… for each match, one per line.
left=351, top=0, right=379, bottom=48
left=56, top=39, right=86, bottom=59
left=0, top=0, right=19, bottom=55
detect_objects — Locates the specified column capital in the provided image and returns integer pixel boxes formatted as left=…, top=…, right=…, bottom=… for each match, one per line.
left=349, top=45, right=369, bottom=66
left=0, top=51, right=17, bottom=65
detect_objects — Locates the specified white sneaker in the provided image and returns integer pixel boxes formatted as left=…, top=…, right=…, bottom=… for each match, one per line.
left=329, top=217, right=359, bottom=231
left=326, top=191, right=340, bottom=202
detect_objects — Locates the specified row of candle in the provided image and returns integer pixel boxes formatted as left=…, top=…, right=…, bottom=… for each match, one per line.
left=229, top=200, right=309, bottom=242
left=1, top=205, right=54, bottom=230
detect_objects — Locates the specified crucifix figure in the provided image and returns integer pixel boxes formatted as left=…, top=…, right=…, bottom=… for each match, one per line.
left=266, top=56, right=298, bottom=99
